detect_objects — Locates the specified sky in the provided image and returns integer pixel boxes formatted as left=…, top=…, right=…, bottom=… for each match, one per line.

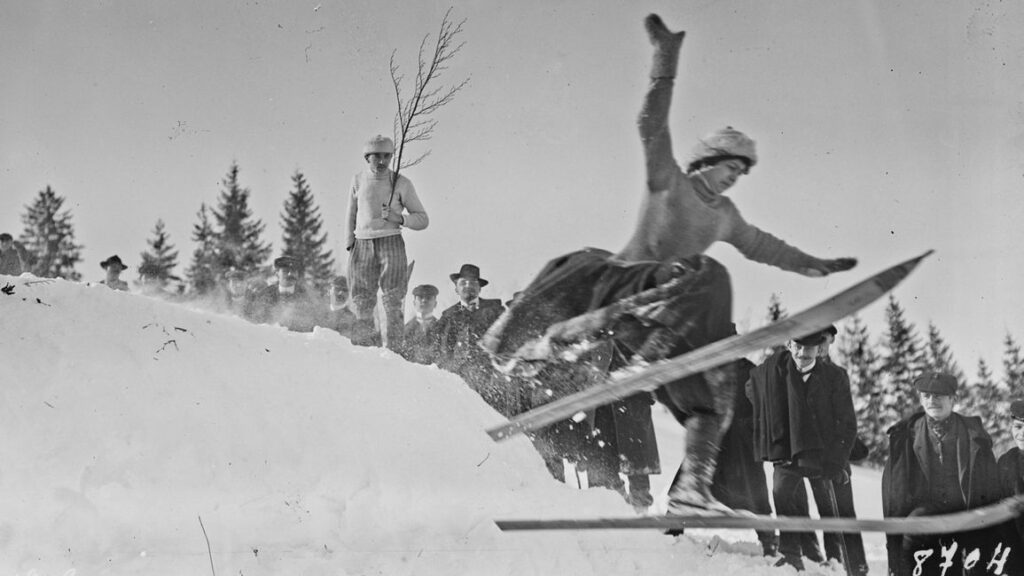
left=2, top=0, right=1023, bottom=374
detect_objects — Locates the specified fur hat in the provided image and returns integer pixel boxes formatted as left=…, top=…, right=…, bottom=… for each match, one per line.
left=449, top=264, right=488, bottom=287
left=913, top=372, right=958, bottom=396
left=363, top=134, right=395, bottom=157
left=687, top=127, right=758, bottom=173
left=100, top=255, right=127, bottom=270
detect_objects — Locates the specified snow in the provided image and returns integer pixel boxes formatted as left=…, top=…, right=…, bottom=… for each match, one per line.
left=0, top=275, right=887, bottom=575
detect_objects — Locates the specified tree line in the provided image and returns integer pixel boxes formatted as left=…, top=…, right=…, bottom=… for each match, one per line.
left=12, top=161, right=335, bottom=294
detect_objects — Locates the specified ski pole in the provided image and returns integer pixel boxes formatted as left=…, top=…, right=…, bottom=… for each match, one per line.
left=823, top=479, right=853, bottom=576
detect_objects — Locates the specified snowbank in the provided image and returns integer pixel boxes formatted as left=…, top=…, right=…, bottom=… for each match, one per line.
left=0, top=275, right=858, bottom=575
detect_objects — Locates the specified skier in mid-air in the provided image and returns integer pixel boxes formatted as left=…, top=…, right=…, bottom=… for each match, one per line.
left=482, top=13, right=857, bottom=514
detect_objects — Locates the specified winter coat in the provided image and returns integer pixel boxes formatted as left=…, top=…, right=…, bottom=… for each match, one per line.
left=997, top=447, right=1024, bottom=539
left=882, top=412, right=1006, bottom=576
left=244, top=283, right=325, bottom=333
left=402, top=316, right=437, bottom=364
left=0, top=243, right=29, bottom=276
left=747, top=349, right=857, bottom=474
left=433, top=299, right=517, bottom=413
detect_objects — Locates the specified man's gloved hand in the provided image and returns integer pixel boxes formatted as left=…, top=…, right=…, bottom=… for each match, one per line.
left=801, top=257, right=858, bottom=277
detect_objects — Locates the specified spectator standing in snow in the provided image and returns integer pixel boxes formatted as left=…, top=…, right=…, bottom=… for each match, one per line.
left=882, top=372, right=1014, bottom=576
left=221, top=268, right=251, bottom=316
left=996, top=400, right=1024, bottom=545
left=99, top=255, right=130, bottom=291
left=481, top=14, right=857, bottom=515
left=326, top=275, right=357, bottom=339
left=0, top=233, right=29, bottom=276
left=747, top=328, right=857, bottom=571
left=245, top=256, right=324, bottom=332
left=345, top=134, right=429, bottom=352
left=402, top=283, right=439, bottom=364
left=433, top=265, right=511, bottom=412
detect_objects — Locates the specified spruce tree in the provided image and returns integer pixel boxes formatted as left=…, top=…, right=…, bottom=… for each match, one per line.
left=137, top=219, right=179, bottom=288
left=879, top=295, right=927, bottom=425
left=211, top=162, right=271, bottom=274
left=968, top=358, right=1011, bottom=454
left=1003, top=333, right=1024, bottom=396
left=279, top=170, right=334, bottom=288
left=19, top=186, right=84, bottom=280
left=186, top=203, right=219, bottom=295
left=924, top=322, right=965, bottom=384
left=835, top=315, right=885, bottom=465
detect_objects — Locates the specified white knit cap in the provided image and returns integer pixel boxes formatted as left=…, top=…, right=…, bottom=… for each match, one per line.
left=688, top=127, right=757, bottom=172
left=362, top=134, right=395, bottom=157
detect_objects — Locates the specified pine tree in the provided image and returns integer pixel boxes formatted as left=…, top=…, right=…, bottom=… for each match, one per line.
left=924, top=322, right=965, bottom=384
left=137, top=219, right=179, bottom=288
left=967, top=358, right=1012, bottom=454
left=1003, top=333, right=1024, bottom=397
left=835, top=315, right=885, bottom=465
left=279, top=170, right=334, bottom=289
left=210, top=162, right=271, bottom=274
left=878, top=295, right=928, bottom=425
left=18, top=186, right=84, bottom=280
left=186, top=203, right=219, bottom=295
left=758, top=293, right=789, bottom=360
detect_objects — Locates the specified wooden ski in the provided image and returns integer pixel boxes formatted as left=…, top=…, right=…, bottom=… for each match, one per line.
left=487, top=251, right=933, bottom=441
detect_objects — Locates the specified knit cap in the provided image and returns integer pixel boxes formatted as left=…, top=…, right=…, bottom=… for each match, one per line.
left=688, top=127, right=758, bottom=172
left=363, top=134, right=395, bottom=157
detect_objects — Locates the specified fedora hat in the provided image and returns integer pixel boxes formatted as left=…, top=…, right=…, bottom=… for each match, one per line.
left=449, top=264, right=488, bottom=287
left=100, top=255, right=127, bottom=270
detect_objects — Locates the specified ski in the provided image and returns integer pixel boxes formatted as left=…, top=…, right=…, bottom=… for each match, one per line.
left=496, top=495, right=1024, bottom=535
left=487, top=251, right=933, bottom=441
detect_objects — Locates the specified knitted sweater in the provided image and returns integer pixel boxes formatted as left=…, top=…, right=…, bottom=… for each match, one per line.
left=345, top=170, right=428, bottom=244
left=617, top=172, right=820, bottom=273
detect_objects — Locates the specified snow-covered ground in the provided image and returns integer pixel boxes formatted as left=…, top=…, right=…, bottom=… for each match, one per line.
left=0, top=275, right=887, bottom=575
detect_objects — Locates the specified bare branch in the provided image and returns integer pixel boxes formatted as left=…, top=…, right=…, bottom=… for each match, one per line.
left=386, top=7, right=470, bottom=200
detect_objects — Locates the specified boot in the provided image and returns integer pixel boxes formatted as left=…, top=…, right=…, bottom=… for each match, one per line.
left=666, top=413, right=731, bottom=514
left=645, top=14, right=685, bottom=79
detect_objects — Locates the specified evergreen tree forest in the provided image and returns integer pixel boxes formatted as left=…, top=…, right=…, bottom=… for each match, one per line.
left=137, top=219, right=179, bottom=289
left=18, top=186, right=84, bottom=280
left=279, top=170, right=334, bottom=290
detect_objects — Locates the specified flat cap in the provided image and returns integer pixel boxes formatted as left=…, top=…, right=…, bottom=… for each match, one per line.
left=412, top=284, right=439, bottom=298
left=913, top=371, right=957, bottom=395
left=1010, top=399, right=1024, bottom=421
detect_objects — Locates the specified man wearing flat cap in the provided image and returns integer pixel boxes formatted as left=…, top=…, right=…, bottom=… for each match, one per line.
left=326, top=275, right=357, bottom=339
left=245, top=256, right=324, bottom=332
left=402, top=284, right=439, bottom=364
left=345, top=134, right=429, bottom=352
left=433, top=265, right=511, bottom=410
left=99, top=255, right=130, bottom=291
left=747, top=327, right=858, bottom=571
left=997, top=400, right=1024, bottom=541
left=882, top=371, right=1008, bottom=576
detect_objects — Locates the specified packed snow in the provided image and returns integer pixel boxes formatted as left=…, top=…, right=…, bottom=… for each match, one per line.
left=0, top=275, right=889, bottom=575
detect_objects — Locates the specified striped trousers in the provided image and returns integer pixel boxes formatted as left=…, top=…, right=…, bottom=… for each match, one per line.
left=348, top=234, right=408, bottom=351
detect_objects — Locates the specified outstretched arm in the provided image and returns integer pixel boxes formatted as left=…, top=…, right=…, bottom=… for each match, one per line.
left=726, top=207, right=857, bottom=276
left=638, top=15, right=686, bottom=193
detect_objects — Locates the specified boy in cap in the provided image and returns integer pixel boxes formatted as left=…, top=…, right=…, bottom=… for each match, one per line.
left=882, top=372, right=1007, bottom=576
left=245, top=256, right=324, bottom=332
left=746, top=328, right=858, bottom=570
left=345, top=134, right=429, bottom=352
left=327, top=275, right=357, bottom=339
left=99, top=255, right=129, bottom=291
left=481, top=14, right=857, bottom=515
left=403, top=284, right=439, bottom=364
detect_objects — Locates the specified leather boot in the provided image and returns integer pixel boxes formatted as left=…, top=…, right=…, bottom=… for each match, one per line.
left=666, top=413, right=730, bottom=514
left=644, top=14, right=685, bottom=79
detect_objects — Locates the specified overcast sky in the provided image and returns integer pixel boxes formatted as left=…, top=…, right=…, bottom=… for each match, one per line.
left=2, top=0, right=1022, bottom=373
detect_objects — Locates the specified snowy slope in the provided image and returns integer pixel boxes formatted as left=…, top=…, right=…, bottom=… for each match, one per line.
left=1, top=275, right=867, bottom=575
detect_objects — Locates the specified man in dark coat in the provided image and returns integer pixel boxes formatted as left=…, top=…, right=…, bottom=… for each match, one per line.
left=882, top=372, right=1015, bottom=576
left=403, top=284, right=439, bottom=364
left=245, top=256, right=325, bottom=333
left=433, top=264, right=512, bottom=412
left=747, top=328, right=858, bottom=571
left=0, top=233, right=29, bottom=276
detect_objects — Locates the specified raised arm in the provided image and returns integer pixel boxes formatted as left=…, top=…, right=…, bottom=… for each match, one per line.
left=638, top=15, right=686, bottom=193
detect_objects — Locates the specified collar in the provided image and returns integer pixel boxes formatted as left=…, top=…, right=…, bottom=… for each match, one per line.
left=461, top=298, right=480, bottom=311
left=278, top=285, right=296, bottom=295
left=417, top=314, right=436, bottom=324
left=794, top=359, right=817, bottom=375
left=688, top=172, right=722, bottom=207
